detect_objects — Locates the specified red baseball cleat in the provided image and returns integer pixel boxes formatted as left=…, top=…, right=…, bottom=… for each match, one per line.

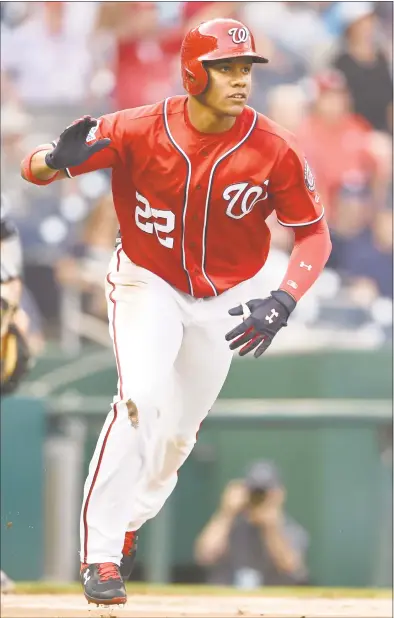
left=120, top=531, right=138, bottom=580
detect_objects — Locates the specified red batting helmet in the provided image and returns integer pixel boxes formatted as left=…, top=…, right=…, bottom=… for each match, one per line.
left=181, top=18, right=269, bottom=96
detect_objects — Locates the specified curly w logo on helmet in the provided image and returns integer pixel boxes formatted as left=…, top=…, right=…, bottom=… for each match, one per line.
left=228, top=27, right=249, bottom=44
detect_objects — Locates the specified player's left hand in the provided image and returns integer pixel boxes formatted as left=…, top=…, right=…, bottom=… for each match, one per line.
left=45, top=116, right=110, bottom=171
left=225, top=290, right=296, bottom=358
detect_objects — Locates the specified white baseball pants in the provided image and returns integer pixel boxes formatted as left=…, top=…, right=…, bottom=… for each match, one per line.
left=80, top=246, right=261, bottom=565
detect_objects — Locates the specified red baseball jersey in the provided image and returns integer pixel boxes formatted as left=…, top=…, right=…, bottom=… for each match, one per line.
left=66, top=95, right=324, bottom=298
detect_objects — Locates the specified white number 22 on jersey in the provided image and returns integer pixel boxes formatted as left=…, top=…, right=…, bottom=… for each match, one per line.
left=135, top=191, right=175, bottom=249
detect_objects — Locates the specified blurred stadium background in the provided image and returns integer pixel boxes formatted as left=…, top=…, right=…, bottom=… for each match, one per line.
left=1, top=0, right=392, bottom=592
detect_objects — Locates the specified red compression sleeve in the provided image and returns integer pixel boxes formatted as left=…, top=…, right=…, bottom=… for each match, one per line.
left=278, top=218, right=332, bottom=302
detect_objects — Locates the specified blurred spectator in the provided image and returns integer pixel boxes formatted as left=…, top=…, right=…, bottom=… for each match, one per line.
left=330, top=195, right=393, bottom=302
left=19, top=285, right=45, bottom=356
left=55, top=191, right=119, bottom=320
left=182, top=1, right=240, bottom=27
left=374, top=1, right=394, bottom=60
left=1, top=103, right=33, bottom=176
left=266, top=83, right=308, bottom=133
left=95, top=1, right=183, bottom=109
left=242, top=2, right=335, bottom=67
left=241, top=2, right=335, bottom=91
left=332, top=2, right=393, bottom=133
left=297, top=68, right=387, bottom=224
left=238, top=3, right=308, bottom=113
left=194, top=460, right=309, bottom=588
left=95, top=1, right=240, bottom=110
left=0, top=102, right=51, bottom=232
left=1, top=2, right=99, bottom=107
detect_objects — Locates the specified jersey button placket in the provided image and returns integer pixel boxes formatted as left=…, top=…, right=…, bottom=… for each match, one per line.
left=193, top=186, right=201, bottom=223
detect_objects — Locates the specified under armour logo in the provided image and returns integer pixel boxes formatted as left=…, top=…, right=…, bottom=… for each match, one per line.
left=300, top=262, right=312, bottom=271
left=228, top=27, right=249, bottom=44
left=83, top=570, right=90, bottom=584
left=265, top=309, right=279, bottom=324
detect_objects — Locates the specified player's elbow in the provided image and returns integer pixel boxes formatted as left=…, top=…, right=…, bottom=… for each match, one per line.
left=303, top=217, right=333, bottom=263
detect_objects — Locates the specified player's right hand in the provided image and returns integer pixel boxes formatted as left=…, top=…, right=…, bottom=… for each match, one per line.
left=45, top=116, right=111, bottom=170
left=225, top=290, right=297, bottom=358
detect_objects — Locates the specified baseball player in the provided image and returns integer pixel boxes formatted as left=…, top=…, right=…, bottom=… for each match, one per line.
left=1, top=194, right=31, bottom=396
left=1, top=194, right=33, bottom=593
left=21, top=18, right=331, bottom=606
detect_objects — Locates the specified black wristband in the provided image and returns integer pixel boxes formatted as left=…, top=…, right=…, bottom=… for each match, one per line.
left=271, top=289, right=297, bottom=315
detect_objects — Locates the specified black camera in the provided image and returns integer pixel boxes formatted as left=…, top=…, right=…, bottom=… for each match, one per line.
left=248, top=487, right=268, bottom=506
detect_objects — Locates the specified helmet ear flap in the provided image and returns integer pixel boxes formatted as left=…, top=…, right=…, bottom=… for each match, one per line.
left=184, top=60, right=209, bottom=96
left=183, top=67, right=197, bottom=95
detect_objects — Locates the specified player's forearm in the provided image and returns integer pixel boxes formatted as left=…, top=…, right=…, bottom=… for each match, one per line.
left=278, top=218, right=332, bottom=302
left=29, top=149, right=57, bottom=180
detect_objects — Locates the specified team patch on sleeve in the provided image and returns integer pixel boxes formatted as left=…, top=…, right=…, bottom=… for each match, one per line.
left=304, top=159, right=315, bottom=192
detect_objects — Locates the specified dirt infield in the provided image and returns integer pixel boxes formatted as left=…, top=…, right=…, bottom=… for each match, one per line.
left=1, top=593, right=392, bottom=618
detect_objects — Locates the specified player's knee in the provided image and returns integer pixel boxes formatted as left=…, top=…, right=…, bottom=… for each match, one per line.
left=147, top=432, right=196, bottom=484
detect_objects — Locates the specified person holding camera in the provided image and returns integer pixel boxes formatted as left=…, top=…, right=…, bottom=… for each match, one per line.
left=194, top=460, right=309, bottom=587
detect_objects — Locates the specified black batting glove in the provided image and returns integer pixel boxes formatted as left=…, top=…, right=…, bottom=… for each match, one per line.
left=45, top=116, right=111, bottom=170
left=225, top=290, right=297, bottom=358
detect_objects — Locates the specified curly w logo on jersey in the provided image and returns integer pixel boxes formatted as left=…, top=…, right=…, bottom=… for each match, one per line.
left=224, top=181, right=269, bottom=219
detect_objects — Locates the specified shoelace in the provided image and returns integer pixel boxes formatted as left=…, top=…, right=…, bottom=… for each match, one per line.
left=122, top=531, right=137, bottom=556
left=98, top=562, right=121, bottom=582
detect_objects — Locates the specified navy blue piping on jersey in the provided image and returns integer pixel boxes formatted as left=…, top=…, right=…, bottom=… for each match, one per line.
left=163, top=98, right=194, bottom=296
